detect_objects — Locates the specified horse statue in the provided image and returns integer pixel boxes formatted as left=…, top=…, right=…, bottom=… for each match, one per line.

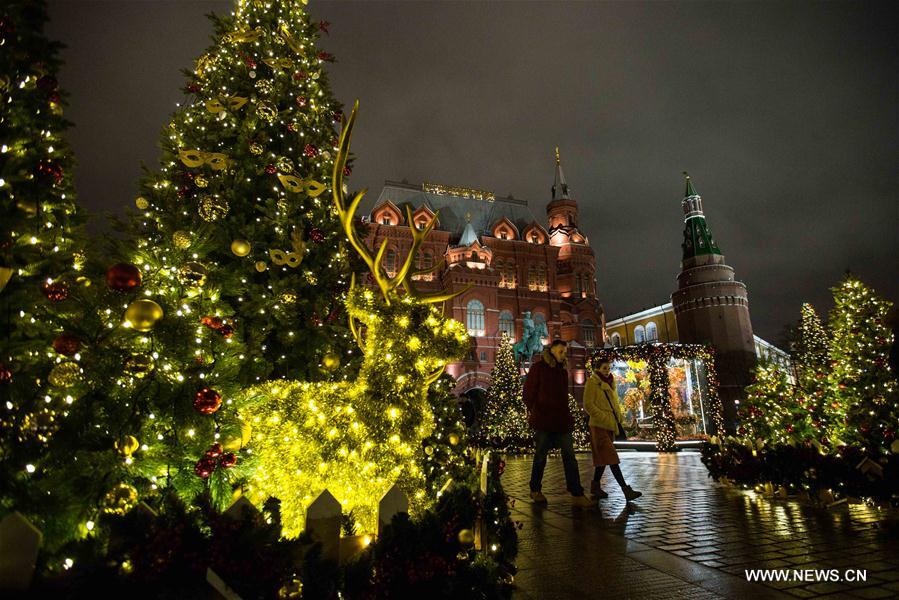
left=513, top=311, right=548, bottom=364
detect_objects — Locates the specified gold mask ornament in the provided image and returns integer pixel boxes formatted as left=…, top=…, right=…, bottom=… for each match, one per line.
left=277, top=174, right=326, bottom=197
left=225, top=27, right=264, bottom=43
left=205, top=96, right=248, bottom=114
left=262, top=58, right=295, bottom=70
left=179, top=150, right=229, bottom=170
left=267, top=230, right=307, bottom=269
left=279, top=24, right=303, bottom=55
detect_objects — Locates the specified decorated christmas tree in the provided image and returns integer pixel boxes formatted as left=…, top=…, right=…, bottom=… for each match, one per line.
left=739, top=360, right=810, bottom=446
left=476, top=335, right=531, bottom=452
left=0, top=0, right=105, bottom=549
left=66, top=0, right=362, bottom=514
left=827, top=276, right=897, bottom=453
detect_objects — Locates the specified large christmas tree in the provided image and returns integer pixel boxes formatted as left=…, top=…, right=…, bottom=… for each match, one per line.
left=476, top=335, right=531, bottom=452
left=0, top=0, right=101, bottom=549
left=79, top=0, right=362, bottom=513
left=827, top=276, right=897, bottom=453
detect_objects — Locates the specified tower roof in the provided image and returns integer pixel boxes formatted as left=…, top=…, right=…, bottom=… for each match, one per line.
left=680, top=172, right=722, bottom=260
left=552, top=146, right=571, bottom=201
left=684, top=171, right=698, bottom=198
left=458, top=215, right=479, bottom=247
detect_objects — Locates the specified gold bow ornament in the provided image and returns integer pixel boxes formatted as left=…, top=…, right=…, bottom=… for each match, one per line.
left=179, top=150, right=229, bottom=170
left=277, top=174, right=326, bottom=197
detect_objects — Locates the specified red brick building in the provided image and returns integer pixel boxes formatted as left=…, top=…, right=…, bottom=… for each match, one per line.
left=363, top=150, right=604, bottom=402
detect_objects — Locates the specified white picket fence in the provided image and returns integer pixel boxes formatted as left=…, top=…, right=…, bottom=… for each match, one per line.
left=0, top=483, right=410, bottom=596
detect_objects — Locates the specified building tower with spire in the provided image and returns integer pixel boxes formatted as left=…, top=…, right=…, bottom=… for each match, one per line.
left=671, top=173, right=755, bottom=431
left=361, top=148, right=605, bottom=403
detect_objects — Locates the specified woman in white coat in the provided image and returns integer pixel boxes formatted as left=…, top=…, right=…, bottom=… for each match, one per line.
left=583, top=360, right=642, bottom=501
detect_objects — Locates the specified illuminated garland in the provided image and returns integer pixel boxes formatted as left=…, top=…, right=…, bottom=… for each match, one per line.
left=590, top=343, right=724, bottom=451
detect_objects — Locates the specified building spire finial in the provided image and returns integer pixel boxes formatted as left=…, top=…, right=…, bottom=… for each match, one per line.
left=552, top=147, right=570, bottom=201
left=683, top=171, right=698, bottom=198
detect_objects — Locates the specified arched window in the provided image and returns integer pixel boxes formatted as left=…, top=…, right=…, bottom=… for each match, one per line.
left=646, top=321, right=658, bottom=342
left=385, top=248, right=397, bottom=276
left=582, top=319, right=595, bottom=348
left=611, top=333, right=621, bottom=347
left=537, top=264, right=547, bottom=288
left=634, top=325, right=645, bottom=344
left=499, top=310, right=515, bottom=340
left=466, top=300, right=485, bottom=337
left=506, top=264, right=517, bottom=288
left=528, top=265, right=537, bottom=291
left=574, top=272, right=582, bottom=293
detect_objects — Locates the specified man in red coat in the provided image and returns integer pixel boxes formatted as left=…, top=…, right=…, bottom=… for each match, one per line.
left=523, top=340, right=592, bottom=507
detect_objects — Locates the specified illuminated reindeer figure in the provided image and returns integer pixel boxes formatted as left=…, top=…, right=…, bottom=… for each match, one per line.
left=240, top=102, right=469, bottom=537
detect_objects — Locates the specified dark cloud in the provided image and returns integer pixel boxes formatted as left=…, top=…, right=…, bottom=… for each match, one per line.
left=46, top=0, right=898, bottom=342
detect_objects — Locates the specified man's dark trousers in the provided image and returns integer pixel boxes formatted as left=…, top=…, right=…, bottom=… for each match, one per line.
left=529, top=431, right=584, bottom=495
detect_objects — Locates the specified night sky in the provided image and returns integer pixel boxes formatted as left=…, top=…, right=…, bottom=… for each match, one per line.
left=45, top=1, right=898, bottom=344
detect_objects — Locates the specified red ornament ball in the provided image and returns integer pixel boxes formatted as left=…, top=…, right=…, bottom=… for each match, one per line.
left=194, top=457, right=217, bottom=479
left=0, top=364, right=11, bottom=384
left=333, top=110, right=342, bottom=123
left=106, top=263, right=142, bottom=292
left=265, top=164, right=277, bottom=175
left=309, top=228, right=325, bottom=243
left=201, top=315, right=224, bottom=330
left=296, top=96, right=307, bottom=107
left=220, top=453, right=238, bottom=468
left=219, top=324, right=234, bottom=338
left=36, top=160, right=64, bottom=184
left=293, top=70, right=307, bottom=81
left=42, top=280, right=69, bottom=302
left=343, top=166, right=352, bottom=177
left=303, top=144, right=317, bottom=157
left=205, top=443, right=223, bottom=459
left=53, top=333, right=81, bottom=356
left=193, top=388, right=222, bottom=415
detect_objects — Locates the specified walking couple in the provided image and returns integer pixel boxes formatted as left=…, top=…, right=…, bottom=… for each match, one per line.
left=523, top=340, right=642, bottom=506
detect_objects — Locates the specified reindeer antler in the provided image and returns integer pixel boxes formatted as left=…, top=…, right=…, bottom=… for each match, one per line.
left=334, top=101, right=471, bottom=307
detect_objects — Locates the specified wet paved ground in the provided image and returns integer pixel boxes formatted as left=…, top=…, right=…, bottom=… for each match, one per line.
left=502, top=451, right=899, bottom=600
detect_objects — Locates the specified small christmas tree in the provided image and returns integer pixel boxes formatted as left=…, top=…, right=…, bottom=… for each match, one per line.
left=476, top=335, right=531, bottom=451
left=739, top=360, right=811, bottom=446
left=827, top=276, right=897, bottom=453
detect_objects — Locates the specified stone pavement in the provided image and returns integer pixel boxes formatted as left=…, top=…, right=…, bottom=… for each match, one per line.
left=502, top=451, right=899, bottom=600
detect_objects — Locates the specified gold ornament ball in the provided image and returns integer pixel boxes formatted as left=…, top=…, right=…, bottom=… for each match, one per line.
left=255, top=79, right=274, bottom=95
left=322, top=352, right=341, bottom=372
left=231, top=239, right=251, bottom=257
left=48, top=361, right=82, bottom=387
left=448, top=433, right=460, bottom=446
left=173, top=230, right=192, bottom=249
left=424, top=445, right=434, bottom=456
left=194, top=175, right=209, bottom=188
left=249, top=142, right=264, bottom=155
left=457, top=529, right=475, bottom=546
left=178, top=261, right=208, bottom=288
left=255, top=261, right=268, bottom=272
left=124, top=353, right=155, bottom=378
left=125, top=299, right=164, bottom=332
left=256, top=100, right=278, bottom=122
left=279, top=291, right=297, bottom=305
left=198, top=195, right=229, bottom=222
left=276, top=156, right=294, bottom=173
left=115, top=435, right=140, bottom=457
left=20, top=409, right=59, bottom=443
left=102, top=483, right=138, bottom=515
left=135, top=196, right=150, bottom=209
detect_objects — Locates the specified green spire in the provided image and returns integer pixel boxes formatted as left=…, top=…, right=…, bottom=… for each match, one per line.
left=684, top=171, right=698, bottom=197
left=679, top=172, right=721, bottom=260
